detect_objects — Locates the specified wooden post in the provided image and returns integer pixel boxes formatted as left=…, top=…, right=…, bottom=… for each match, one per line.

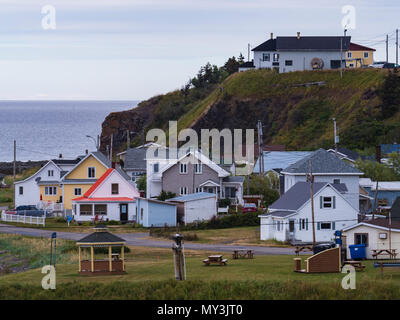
left=121, top=246, right=125, bottom=271
left=78, top=246, right=81, bottom=272
left=109, top=246, right=112, bottom=272
left=91, top=246, right=94, bottom=272
left=309, top=160, right=316, bottom=247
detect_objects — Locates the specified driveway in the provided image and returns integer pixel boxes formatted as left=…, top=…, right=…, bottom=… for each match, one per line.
left=0, top=223, right=300, bottom=255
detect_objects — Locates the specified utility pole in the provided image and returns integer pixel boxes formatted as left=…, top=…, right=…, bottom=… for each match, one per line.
left=13, top=140, right=16, bottom=182
left=97, top=135, right=100, bottom=151
left=333, top=118, right=338, bottom=154
left=248, top=43, right=250, bottom=62
left=340, top=37, right=343, bottom=79
left=257, top=120, right=264, bottom=175
left=110, top=134, right=113, bottom=161
left=126, top=129, right=130, bottom=149
left=396, top=29, right=398, bottom=65
left=308, top=160, right=316, bottom=247
left=386, top=34, right=389, bottom=63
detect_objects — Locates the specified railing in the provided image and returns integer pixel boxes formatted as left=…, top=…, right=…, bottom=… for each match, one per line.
left=1, top=210, right=46, bottom=226
left=37, top=201, right=63, bottom=212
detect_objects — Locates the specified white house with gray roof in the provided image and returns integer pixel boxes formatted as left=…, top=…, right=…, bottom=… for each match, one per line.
left=281, top=149, right=363, bottom=211
left=259, top=181, right=359, bottom=243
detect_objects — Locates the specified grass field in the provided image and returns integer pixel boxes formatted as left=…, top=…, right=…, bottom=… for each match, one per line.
left=1, top=234, right=400, bottom=299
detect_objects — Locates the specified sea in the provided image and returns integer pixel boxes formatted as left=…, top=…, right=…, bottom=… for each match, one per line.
left=0, top=100, right=139, bottom=162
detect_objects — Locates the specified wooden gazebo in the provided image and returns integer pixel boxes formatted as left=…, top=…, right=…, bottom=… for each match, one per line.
left=76, top=225, right=126, bottom=275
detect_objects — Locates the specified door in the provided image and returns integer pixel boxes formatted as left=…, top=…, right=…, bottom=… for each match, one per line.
left=120, top=204, right=128, bottom=222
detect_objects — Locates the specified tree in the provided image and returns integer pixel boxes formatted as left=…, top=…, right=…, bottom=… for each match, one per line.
left=223, top=56, right=240, bottom=75
left=238, top=53, right=245, bottom=64
left=378, top=70, right=400, bottom=119
left=243, top=174, right=280, bottom=207
left=157, top=190, right=176, bottom=201
left=136, top=175, right=146, bottom=192
left=388, top=152, right=400, bottom=174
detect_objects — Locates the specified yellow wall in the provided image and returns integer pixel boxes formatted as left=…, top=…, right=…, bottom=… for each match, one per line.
left=63, top=184, right=94, bottom=210
left=346, top=50, right=374, bottom=68
left=39, top=184, right=60, bottom=202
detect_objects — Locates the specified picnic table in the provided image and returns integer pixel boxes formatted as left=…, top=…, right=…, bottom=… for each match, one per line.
left=343, top=260, right=365, bottom=271
left=232, top=249, right=254, bottom=259
left=203, top=255, right=227, bottom=266
left=111, top=253, right=120, bottom=260
left=372, top=249, right=397, bottom=260
left=295, top=245, right=313, bottom=256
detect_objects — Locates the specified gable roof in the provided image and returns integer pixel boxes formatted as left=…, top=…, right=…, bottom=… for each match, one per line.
left=269, top=181, right=349, bottom=211
left=14, top=160, right=61, bottom=185
left=349, top=42, right=376, bottom=52
left=62, top=151, right=111, bottom=181
left=83, top=168, right=114, bottom=197
left=167, top=192, right=216, bottom=202
left=343, top=218, right=400, bottom=232
left=253, top=151, right=312, bottom=174
left=124, top=147, right=147, bottom=171
left=282, top=149, right=363, bottom=175
left=252, top=36, right=350, bottom=52
left=77, top=231, right=126, bottom=244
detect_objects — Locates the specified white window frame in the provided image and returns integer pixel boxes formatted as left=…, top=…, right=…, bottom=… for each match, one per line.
left=322, top=196, right=333, bottom=208
left=347, top=52, right=352, bottom=58
left=88, top=167, right=96, bottom=178
left=273, top=53, right=279, bottom=62
left=153, top=163, right=159, bottom=173
left=262, top=53, right=270, bottom=62
left=74, top=188, right=82, bottom=196
left=45, top=186, right=57, bottom=196
left=179, top=187, right=188, bottom=195
left=364, top=52, right=369, bottom=58
left=195, top=187, right=202, bottom=193
left=48, top=170, right=54, bottom=177
left=111, top=183, right=119, bottom=195
left=19, top=186, right=23, bottom=195
left=320, top=222, right=332, bottom=230
left=194, top=163, right=202, bottom=174
left=179, top=163, right=187, bottom=174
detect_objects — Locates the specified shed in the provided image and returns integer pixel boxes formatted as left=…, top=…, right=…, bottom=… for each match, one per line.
left=76, top=225, right=126, bottom=275
left=136, top=197, right=177, bottom=227
left=167, top=192, right=217, bottom=224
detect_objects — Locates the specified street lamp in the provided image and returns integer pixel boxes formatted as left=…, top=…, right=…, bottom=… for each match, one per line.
left=86, top=135, right=98, bottom=151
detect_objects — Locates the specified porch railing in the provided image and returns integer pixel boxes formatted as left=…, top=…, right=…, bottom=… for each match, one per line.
left=1, top=210, right=46, bottom=226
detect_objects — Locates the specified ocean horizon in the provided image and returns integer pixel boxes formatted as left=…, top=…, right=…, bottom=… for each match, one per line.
left=0, top=100, right=139, bottom=162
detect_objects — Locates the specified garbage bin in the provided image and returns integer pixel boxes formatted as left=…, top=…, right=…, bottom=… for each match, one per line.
left=313, top=243, right=335, bottom=254
left=349, top=244, right=366, bottom=260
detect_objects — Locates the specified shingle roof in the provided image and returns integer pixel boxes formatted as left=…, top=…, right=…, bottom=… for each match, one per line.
left=77, top=231, right=126, bottom=244
left=283, top=149, right=363, bottom=175
left=260, top=211, right=295, bottom=218
left=239, top=61, right=255, bottom=68
left=391, top=197, right=400, bottom=220
left=167, top=192, right=216, bottom=202
left=253, top=151, right=312, bottom=174
left=93, top=151, right=112, bottom=168
left=269, top=181, right=347, bottom=211
left=349, top=42, right=376, bottom=51
left=124, top=147, right=147, bottom=170
left=223, top=176, right=245, bottom=183
left=252, top=39, right=277, bottom=52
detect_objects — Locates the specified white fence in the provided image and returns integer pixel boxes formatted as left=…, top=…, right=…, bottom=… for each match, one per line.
left=37, top=201, right=63, bottom=212
left=1, top=210, right=46, bottom=226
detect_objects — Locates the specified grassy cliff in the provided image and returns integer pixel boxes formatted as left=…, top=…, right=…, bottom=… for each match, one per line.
left=101, top=68, right=400, bottom=153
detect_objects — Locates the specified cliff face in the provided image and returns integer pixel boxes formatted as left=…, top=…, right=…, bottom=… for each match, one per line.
left=100, top=69, right=400, bottom=154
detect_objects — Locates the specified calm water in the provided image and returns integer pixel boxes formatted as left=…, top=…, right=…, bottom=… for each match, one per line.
left=0, top=101, right=138, bottom=162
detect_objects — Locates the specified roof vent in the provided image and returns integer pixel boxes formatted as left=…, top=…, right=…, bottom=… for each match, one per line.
left=297, top=32, right=301, bottom=40
left=59, top=153, right=62, bottom=158
left=85, top=149, right=88, bottom=155
left=270, top=32, right=273, bottom=40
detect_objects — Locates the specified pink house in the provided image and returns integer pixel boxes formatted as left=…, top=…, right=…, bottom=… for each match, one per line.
left=72, top=168, right=140, bottom=223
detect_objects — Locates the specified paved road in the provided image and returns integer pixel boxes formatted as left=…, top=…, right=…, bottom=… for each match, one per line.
left=0, top=223, right=300, bottom=256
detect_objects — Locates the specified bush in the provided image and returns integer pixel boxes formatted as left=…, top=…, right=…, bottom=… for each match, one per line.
left=218, top=198, right=231, bottom=207
left=0, top=196, right=12, bottom=203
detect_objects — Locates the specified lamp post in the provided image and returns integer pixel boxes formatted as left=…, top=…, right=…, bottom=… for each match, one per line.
left=86, top=135, right=98, bottom=151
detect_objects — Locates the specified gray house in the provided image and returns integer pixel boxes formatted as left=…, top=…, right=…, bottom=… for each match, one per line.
left=252, top=33, right=350, bottom=73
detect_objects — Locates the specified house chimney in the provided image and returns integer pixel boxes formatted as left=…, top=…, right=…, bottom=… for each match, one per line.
left=112, top=161, right=116, bottom=169
left=376, top=145, right=382, bottom=163
left=58, top=153, right=62, bottom=159
left=297, top=32, right=301, bottom=40
left=85, top=149, right=88, bottom=155
left=270, top=32, right=273, bottom=40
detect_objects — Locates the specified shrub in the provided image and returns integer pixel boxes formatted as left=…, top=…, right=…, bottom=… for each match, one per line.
left=218, top=198, right=231, bottom=207
left=0, top=196, right=12, bottom=203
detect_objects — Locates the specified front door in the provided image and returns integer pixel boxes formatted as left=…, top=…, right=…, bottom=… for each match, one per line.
left=120, top=204, right=128, bottom=222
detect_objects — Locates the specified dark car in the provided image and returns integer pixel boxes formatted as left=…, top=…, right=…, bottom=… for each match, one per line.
left=383, top=63, right=400, bottom=69
left=241, top=203, right=258, bottom=213
left=7, top=205, right=47, bottom=217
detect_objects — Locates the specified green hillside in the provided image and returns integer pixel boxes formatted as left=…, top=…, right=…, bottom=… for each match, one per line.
left=101, top=68, right=400, bottom=154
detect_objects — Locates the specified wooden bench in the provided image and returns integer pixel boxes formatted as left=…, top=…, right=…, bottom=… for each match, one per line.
left=295, top=245, right=313, bottom=256
left=372, top=249, right=397, bottom=260
left=203, top=255, right=227, bottom=266
left=232, top=249, right=254, bottom=259
left=343, top=260, right=366, bottom=271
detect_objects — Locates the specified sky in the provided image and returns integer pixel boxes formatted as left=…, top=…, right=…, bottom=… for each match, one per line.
left=0, top=0, right=399, bottom=101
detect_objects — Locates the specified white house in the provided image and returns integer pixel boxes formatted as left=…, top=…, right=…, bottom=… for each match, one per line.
left=252, top=33, right=350, bottom=73
left=167, top=192, right=217, bottom=224
left=343, top=218, right=400, bottom=259
left=72, top=168, right=140, bottom=222
left=259, top=182, right=359, bottom=243
left=281, top=149, right=363, bottom=211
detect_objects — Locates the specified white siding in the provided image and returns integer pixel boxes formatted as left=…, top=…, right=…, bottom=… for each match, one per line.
left=184, top=197, right=217, bottom=224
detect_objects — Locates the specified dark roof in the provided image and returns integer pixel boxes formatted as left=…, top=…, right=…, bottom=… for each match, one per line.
left=269, top=181, right=347, bottom=211
left=391, top=197, right=400, bottom=220
left=349, top=42, right=376, bottom=51
left=92, top=151, right=112, bottom=168
left=77, top=231, right=126, bottom=244
left=283, top=149, right=363, bottom=175
left=223, top=176, right=245, bottom=183
left=252, top=36, right=350, bottom=52
left=239, top=61, right=255, bottom=68
left=124, top=147, right=147, bottom=170
left=358, top=218, right=400, bottom=230
left=260, top=211, right=296, bottom=218
left=52, top=159, right=81, bottom=165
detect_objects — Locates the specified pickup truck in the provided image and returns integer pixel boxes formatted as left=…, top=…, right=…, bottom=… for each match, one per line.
left=6, top=205, right=47, bottom=217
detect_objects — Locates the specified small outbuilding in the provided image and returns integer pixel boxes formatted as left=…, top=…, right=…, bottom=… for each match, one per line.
left=76, top=225, right=127, bottom=275
left=167, top=192, right=217, bottom=225
left=136, top=197, right=177, bottom=227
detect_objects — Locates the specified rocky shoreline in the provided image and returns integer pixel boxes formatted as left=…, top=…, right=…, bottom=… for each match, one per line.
left=0, top=160, right=46, bottom=176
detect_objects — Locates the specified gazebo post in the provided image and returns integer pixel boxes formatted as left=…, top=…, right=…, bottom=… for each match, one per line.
left=121, top=245, right=125, bottom=271
left=91, top=246, right=94, bottom=273
left=78, top=246, right=81, bottom=272
left=109, top=245, right=112, bottom=272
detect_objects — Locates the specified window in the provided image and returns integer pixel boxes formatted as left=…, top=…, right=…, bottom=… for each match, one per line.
left=289, top=220, right=295, bottom=232
left=333, top=179, right=341, bottom=184
left=179, top=163, right=187, bottom=174
left=88, top=167, right=96, bottom=178
left=195, top=187, right=202, bottom=193
left=48, top=170, right=54, bottom=177
left=349, top=63, right=354, bottom=68
left=379, top=233, right=387, bottom=239
left=321, top=196, right=335, bottom=209
left=94, top=204, right=107, bottom=215
left=179, top=187, right=188, bottom=195
left=153, top=163, right=159, bottom=173
left=225, top=187, right=236, bottom=198
left=45, top=186, right=57, bottom=196
left=354, top=233, right=368, bottom=247
left=262, top=53, right=270, bottom=61
left=74, top=188, right=82, bottom=196
left=347, top=52, right=352, bottom=58
left=111, top=183, right=119, bottom=195
left=140, top=208, right=144, bottom=221
left=72, top=204, right=77, bottom=214
left=378, top=199, right=389, bottom=206
left=330, top=60, right=341, bottom=69
left=19, top=186, right=23, bottom=195
left=364, top=52, right=369, bottom=58
left=194, top=163, right=202, bottom=174
left=273, top=53, right=279, bottom=62
left=275, top=221, right=281, bottom=231
left=285, top=60, right=293, bottom=66
left=320, top=222, right=332, bottom=230
left=80, top=204, right=92, bottom=216
left=299, top=218, right=308, bottom=231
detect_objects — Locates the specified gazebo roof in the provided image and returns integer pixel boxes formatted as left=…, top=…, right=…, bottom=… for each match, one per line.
left=77, top=226, right=126, bottom=246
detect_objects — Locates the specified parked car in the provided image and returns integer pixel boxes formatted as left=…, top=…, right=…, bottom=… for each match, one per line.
left=241, top=203, right=258, bottom=213
left=6, top=205, right=47, bottom=217
left=383, top=63, right=400, bottom=69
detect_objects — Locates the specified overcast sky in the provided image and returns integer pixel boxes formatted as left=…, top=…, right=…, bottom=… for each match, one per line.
left=0, top=0, right=399, bottom=100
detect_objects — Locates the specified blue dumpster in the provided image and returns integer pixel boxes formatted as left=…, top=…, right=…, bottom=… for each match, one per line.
left=349, top=244, right=366, bottom=260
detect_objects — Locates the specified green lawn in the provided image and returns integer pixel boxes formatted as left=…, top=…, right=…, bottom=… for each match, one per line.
left=1, top=234, right=400, bottom=299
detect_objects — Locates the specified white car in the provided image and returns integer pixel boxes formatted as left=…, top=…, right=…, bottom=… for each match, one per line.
left=368, top=61, right=386, bottom=68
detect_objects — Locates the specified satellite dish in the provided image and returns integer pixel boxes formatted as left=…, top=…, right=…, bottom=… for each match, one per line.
left=311, top=57, right=324, bottom=70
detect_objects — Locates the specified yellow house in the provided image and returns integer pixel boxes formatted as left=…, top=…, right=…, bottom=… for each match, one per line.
left=346, top=42, right=375, bottom=68
left=61, top=152, right=111, bottom=210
